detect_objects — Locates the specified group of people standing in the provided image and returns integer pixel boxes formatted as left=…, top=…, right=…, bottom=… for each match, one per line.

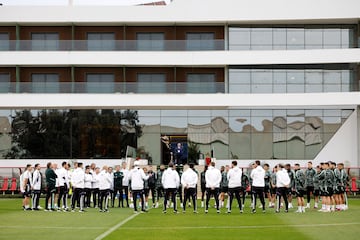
left=210, top=160, right=349, bottom=214
left=19, top=159, right=349, bottom=215
left=20, top=161, right=133, bottom=213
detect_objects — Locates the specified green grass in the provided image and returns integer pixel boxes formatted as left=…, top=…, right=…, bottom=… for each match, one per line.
left=0, top=198, right=359, bottom=240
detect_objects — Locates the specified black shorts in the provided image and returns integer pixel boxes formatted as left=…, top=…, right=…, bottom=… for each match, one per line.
left=334, top=186, right=345, bottom=194
left=144, top=188, right=150, bottom=197
left=313, top=189, right=320, bottom=196
left=23, top=191, right=31, bottom=198
left=287, top=188, right=293, bottom=195
left=270, top=187, right=277, bottom=195
left=47, top=185, right=56, bottom=194
left=295, top=189, right=305, bottom=198
left=264, top=186, right=270, bottom=193
left=201, top=185, right=206, bottom=193
left=306, top=186, right=314, bottom=192
left=221, top=186, right=228, bottom=193
left=320, top=188, right=333, bottom=197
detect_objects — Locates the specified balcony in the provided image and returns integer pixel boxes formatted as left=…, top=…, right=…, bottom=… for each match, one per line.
left=0, top=82, right=225, bottom=94
left=0, top=40, right=225, bottom=51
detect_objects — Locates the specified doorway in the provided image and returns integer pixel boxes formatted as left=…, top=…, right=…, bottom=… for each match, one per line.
left=161, top=134, right=187, bottom=165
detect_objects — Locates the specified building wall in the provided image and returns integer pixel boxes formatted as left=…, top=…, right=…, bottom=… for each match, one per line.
left=0, top=0, right=359, bottom=167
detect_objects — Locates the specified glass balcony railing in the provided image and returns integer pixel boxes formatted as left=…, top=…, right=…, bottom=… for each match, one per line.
left=0, top=40, right=225, bottom=51
left=0, top=82, right=225, bottom=94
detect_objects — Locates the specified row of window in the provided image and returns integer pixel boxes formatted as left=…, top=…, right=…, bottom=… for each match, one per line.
left=0, top=73, right=220, bottom=93
left=0, top=108, right=352, bottom=160
left=0, top=32, right=220, bottom=51
left=0, top=25, right=357, bottom=51
left=229, top=68, right=356, bottom=93
left=229, top=26, right=356, bottom=50
left=1, top=65, right=355, bottom=94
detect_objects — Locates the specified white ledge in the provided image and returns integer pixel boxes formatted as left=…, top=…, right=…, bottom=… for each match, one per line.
left=0, top=49, right=359, bottom=67
left=0, top=92, right=359, bottom=109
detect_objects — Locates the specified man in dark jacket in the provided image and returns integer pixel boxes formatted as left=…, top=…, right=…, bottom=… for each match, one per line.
left=45, top=162, right=57, bottom=211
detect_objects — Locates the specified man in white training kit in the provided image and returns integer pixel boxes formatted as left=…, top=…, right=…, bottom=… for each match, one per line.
left=162, top=162, right=180, bottom=213
left=31, top=163, right=42, bottom=211
left=276, top=164, right=291, bottom=213
left=99, top=166, right=112, bottom=212
left=129, top=161, right=149, bottom=213
left=250, top=160, right=266, bottom=213
left=181, top=164, right=198, bottom=213
left=56, top=162, right=68, bottom=211
left=22, top=164, right=33, bottom=211
left=205, top=162, right=222, bottom=214
left=227, top=160, right=243, bottom=214
left=71, top=162, right=85, bottom=212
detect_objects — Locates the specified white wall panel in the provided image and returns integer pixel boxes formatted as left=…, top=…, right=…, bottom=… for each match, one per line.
left=0, top=0, right=359, bottom=24
left=0, top=92, right=359, bottom=109
left=0, top=49, right=359, bottom=66
left=314, top=109, right=358, bottom=168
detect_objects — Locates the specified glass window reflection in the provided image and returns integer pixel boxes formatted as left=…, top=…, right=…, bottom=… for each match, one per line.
left=0, top=108, right=353, bottom=160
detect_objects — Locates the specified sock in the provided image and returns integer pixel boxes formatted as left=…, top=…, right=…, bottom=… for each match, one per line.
left=298, top=206, right=301, bottom=212
left=314, top=202, right=318, bottom=208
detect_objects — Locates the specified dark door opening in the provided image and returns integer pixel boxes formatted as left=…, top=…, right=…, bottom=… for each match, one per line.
left=161, top=134, right=187, bottom=165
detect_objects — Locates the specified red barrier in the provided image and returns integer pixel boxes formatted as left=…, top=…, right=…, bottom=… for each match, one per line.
left=1, top=178, right=9, bottom=195
left=351, top=177, right=358, bottom=192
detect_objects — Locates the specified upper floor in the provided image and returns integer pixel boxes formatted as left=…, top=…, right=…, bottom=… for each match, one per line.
left=0, top=24, right=358, bottom=51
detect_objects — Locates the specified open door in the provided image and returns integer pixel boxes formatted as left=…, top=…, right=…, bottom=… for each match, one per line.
left=161, top=134, right=187, bottom=165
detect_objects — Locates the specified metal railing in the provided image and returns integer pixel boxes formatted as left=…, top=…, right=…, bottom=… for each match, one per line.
left=0, top=82, right=225, bottom=94
left=0, top=40, right=225, bottom=51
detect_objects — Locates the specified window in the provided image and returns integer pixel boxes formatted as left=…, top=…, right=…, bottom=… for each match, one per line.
left=0, top=33, right=9, bottom=50
left=229, top=66, right=355, bottom=94
left=186, top=33, right=215, bottom=50
left=137, top=73, right=166, bottom=93
left=229, top=25, right=355, bottom=50
left=87, top=33, right=115, bottom=51
left=186, top=73, right=216, bottom=93
left=305, top=28, right=323, bottom=49
left=86, top=73, right=115, bottom=93
left=31, top=74, right=59, bottom=93
left=251, top=28, right=272, bottom=50
left=31, top=33, right=59, bottom=50
left=0, top=73, right=10, bottom=93
left=136, top=33, right=164, bottom=51
left=287, top=28, right=305, bottom=49
left=323, top=29, right=341, bottom=48
left=229, top=28, right=250, bottom=50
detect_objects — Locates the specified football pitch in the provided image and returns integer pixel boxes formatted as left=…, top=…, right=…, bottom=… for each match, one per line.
left=0, top=198, right=359, bottom=240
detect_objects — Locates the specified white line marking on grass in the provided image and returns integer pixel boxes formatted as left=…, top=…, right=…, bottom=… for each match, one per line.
left=94, top=213, right=140, bottom=240
left=0, top=226, right=107, bottom=230
left=119, top=222, right=360, bottom=230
